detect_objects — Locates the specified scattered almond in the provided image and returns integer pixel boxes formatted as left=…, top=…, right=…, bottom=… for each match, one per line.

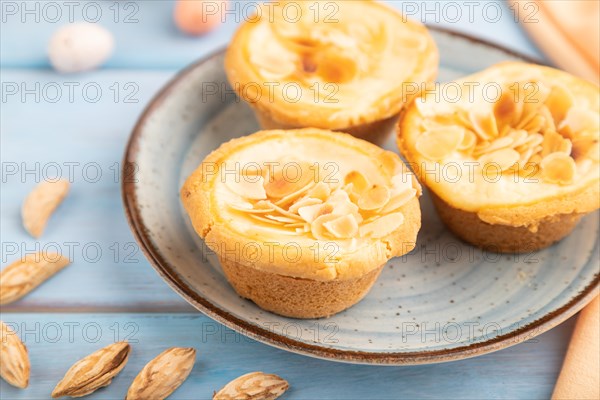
left=22, top=179, right=70, bottom=238
left=0, top=253, right=70, bottom=305
left=52, top=342, right=130, bottom=398
left=126, top=347, right=196, bottom=400
left=415, top=127, right=464, bottom=160
left=213, top=372, right=289, bottom=400
left=541, top=153, right=576, bottom=185
left=0, top=321, right=30, bottom=389
left=357, top=185, right=390, bottom=210
left=344, top=171, right=369, bottom=194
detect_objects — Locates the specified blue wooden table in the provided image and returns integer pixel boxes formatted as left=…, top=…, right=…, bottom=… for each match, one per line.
left=1, top=1, right=572, bottom=399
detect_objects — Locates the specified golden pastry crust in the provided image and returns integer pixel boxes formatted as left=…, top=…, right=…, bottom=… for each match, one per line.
left=398, top=62, right=599, bottom=251
left=225, top=0, right=438, bottom=131
left=181, top=128, right=421, bottom=281
left=220, top=257, right=384, bottom=319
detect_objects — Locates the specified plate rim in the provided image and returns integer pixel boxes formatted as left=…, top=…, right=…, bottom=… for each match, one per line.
left=121, top=26, right=599, bottom=365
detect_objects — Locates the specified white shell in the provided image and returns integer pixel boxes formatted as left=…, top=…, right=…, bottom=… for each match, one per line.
left=48, top=23, right=114, bottom=73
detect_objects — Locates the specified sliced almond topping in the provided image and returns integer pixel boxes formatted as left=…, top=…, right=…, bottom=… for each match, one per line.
left=357, top=185, right=390, bottom=210
left=542, top=130, right=572, bottom=157
left=474, top=136, right=514, bottom=157
left=478, top=148, right=520, bottom=172
left=298, top=203, right=332, bottom=224
left=311, top=214, right=341, bottom=240
left=415, top=127, right=464, bottom=160
left=359, top=212, right=405, bottom=238
left=541, top=153, right=576, bottom=184
left=265, top=215, right=300, bottom=224
left=306, top=182, right=331, bottom=201
left=274, top=181, right=316, bottom=207
left=380, top=188, right=417, bottom=214
left=264, top=164, right=315, bottom=199
left=344, top=171, right=369, bottom=194
left=22, top=179, right=70, bottom=238
left=323, top=214, right=359, bottom=239
left=225, top=176, right=267, bottom=200
left=288, top=197, right=322, bottom=214
left=469, top=109, right=498, bottom=141
left=494, top=89, right=522, bottom=130
left=508, top=129, right=529, bottom=148
left=545, top=84, right=574, bottom=124
left=458, top=129, right=477, bottom=151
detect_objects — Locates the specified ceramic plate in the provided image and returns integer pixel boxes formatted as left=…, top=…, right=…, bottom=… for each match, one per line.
left=123, top=27, right=599, bottom=365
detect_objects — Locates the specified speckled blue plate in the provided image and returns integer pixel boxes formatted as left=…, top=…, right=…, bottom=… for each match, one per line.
left=123, top=27, right=599, bottom=365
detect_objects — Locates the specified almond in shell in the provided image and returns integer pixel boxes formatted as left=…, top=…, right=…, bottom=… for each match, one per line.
left=0, top=321, right=30, bottom=388
left=22, top=179, right=70, bottom=238
left=213, top=372, right=289, bottom=400
left=0, top=253, right=70, bottom=305
left=52, top=341, right=130, bottom=398
left=126, top=347, right=196, bottom=400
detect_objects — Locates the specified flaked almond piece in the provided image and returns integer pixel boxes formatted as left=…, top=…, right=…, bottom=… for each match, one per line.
left=559, top=108, right=600, bottom=138
left=274, top=181, right=315, bottom=207
left=52, top=342, right=130, bottom=398
left=311, top=213, right=340, bottom=241
left=298, top=203, right=333, bottom=224
left=541, top=153, right=576, bottom=185
left=126, top=347, right=196, bottom=400
left=359, top=212, right=405, bottom=238
left=542, top=130, right=572, bottom=157
left=357, top=185, right=390, bottom=211
left=225, top=176, right=267, bottom=200
left=288, top=197, right=322, bottom=214
left=0, top=253, right=70, bottom=305
left=1, top=321, right=30, bottom=389
left=264, top=163, right=315, bottom=199
left=22, top=179, right=70, bottom=238
left=469, top=109, right=499, bottom=141
left=213, top=372, right=289, bottom=400
left=457, top=129, right=477, bottom=151
left=306, top=182, right=331, bottom=201
left=494, top=89, right=522, bottom=130
left=545, top=84, right=574, bottom=124
left=475, top=136, right=514, bottom=156
left=344, top=171, right=369, bottom=194
left=415, top=127, right=464, bottom=160
left=323, top=214, right=359, bottom=239
left=478, top=148, right=520, bottom=172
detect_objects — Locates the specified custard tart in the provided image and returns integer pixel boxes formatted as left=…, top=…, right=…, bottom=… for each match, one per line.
left=398, top=62, right=599, bottom=253
left=181, top=128, right=421, bottom=318
left=225, top=0, right=438, bottom=145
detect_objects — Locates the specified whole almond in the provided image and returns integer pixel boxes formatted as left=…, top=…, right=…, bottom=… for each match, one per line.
left=126, top=347, right=196, bottom=400
left=0, top=321, right=30, bottom=388
left=0, top=253, right=70, bottom=305
left=22, top=179, right=70, bottom=238
left=213, top=372, right=289, bottom=400
left=52, top=341, right=130, bottom=398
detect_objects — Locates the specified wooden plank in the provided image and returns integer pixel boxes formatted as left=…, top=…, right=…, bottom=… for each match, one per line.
left=0, top=1, right=545, bottom=69
left=1, top=69, right=192, bottom=312
left=0, top=313, right=573, bottom=399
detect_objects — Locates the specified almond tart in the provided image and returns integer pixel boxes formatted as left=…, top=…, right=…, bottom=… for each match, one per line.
left=225, top=0, right=438, bottom=146
left=181, top=128, right=421, bottom=318
left=398, top=62, right=599, bottom=253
